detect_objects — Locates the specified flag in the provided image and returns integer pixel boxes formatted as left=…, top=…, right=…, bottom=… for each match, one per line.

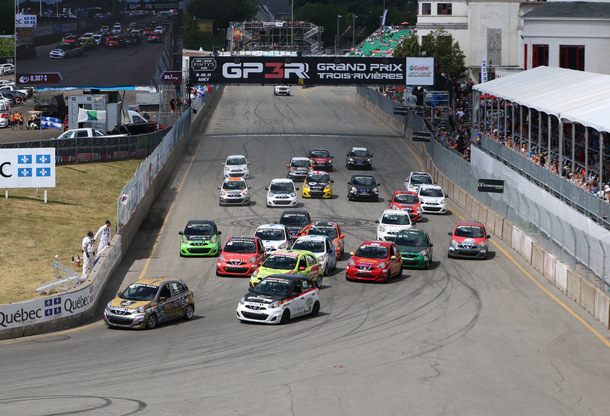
left=381, top=9, right=388, bottom=26
left=481, top=56, right=488, bottom=83
left=41, top=116, right=62, bottom=130
left=78, top=108, right=107, bottom=123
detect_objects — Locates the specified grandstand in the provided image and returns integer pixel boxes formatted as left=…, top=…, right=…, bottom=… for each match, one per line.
left=350, top=26, right=413, bottom=57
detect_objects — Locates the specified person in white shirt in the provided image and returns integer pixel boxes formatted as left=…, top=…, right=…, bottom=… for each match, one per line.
left=82, top=231, right=95, bottom=276
left=94, top=220, right=112, bottom=257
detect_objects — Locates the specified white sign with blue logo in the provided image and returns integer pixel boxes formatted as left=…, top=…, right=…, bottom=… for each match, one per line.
left=0, top=148, right=56, bottom=188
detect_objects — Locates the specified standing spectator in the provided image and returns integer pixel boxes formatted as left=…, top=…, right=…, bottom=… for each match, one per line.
left=177, top=96, right=183, bottom=116
left=82, top=231, right=95, bottom=276
left=9, top=112, right=14, bottom=130
left=170, top=97, right=176, bottom=117
left=94, top=220, right=112, bottom=256
left=17, top=112, right=24, bottom=130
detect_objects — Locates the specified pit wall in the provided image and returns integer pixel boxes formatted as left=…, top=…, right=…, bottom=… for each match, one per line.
left=354, top=91, right=610, bottom=329
left=0, top=89, right=222, bottom=340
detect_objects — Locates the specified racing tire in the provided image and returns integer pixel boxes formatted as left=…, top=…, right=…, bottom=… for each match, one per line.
left=184, top=304, right=194, bottom=320
left=146, top=313, right=157, bottom=329
left=424, top=259, right=430, bottom=270
left=447, top=251, right=453, bottom=259
left=311, top=301, right=320, bottom=316
left=397, top=266, right=403, bottom=279
left=384, top=270, right=391, bottom=283
left=280, top=310, right=291, bottom=324
left=331, top=258, right=337, bottom=270
left=315, top=275, right=323, bottom=289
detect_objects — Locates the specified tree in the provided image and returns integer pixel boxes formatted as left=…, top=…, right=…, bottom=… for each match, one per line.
left=0, top=38, right=14, bottom=58
left=392, top=34, right=420, bottom=58
left=186, top=0, right=259, bottom=31
left=420, top=28, right=467, bottom=79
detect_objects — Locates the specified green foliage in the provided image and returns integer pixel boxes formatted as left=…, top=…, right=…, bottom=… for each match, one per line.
left=0, top=37, right=14, bottom=58
left=393, top=34, right=419, bottom=58
left=420, top=28, right=467, bottom=79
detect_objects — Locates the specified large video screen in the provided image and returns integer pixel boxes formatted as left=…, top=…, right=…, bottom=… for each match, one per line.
left=15, top=2, right=180, bottom=87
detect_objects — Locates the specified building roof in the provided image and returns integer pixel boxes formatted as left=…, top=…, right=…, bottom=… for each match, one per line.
left=522, top=1, right=610, bottom=19
left=473, top=66, right=610, bottom=133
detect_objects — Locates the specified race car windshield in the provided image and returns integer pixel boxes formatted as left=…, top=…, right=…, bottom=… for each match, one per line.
left=455, top=226, right=485, bottom=238
left=411, top=175, right=433, bottom=185
left=253, top=280, right=290, bottom=297
left=394, top=194, right=419, bottom=204
left=263, top=255, right=298, bottom=269
left=224, top=240, right=256, bottom=253
left=355, top=246, right=388, bottom=259
left=120, top=284, right=158, bottom=301
left=381, top=214, right=411, bottom=225
left=270, top=182, right=294, bottom=192
left=280, top=215, right=309, bottom=226
left=350, top=150, right=369, bottom=157
left=293, top=240, right=325, bottom=253
left=291, top=159, right=311, bottom=167
left=307, top=174, right=329, bottom=183
left=227, top=158, right=246, bottom=165
left=223, top=181, right=246, bottom=190
left=420, top=188, right=444, bottom=197
left=310, top=150, right=330, bottom=158
left=395, top=235, right=425, bottom=247
left=185, top=223, right=213, bottom=236
left=352, top=177, right=375, bottom=186
left=309, top=226, right=338, bottom=239
left=255, top=229, right=285, bottom=240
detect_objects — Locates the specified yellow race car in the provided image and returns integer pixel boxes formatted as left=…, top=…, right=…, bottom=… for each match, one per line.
left=250, top=250, right=322, bottom=288
left=302, top=170, right=333, bottom=198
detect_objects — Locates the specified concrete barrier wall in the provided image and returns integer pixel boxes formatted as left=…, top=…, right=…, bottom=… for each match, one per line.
left=567, top=270, right=582, bottom=303
left=521, top=234, right=533, bottom=264
left=595, top=288, right=610, bottom=328
left=502, top=219, right=513, bottom=246
left=554, top=260, right=568, bottom=293
left=531, top=242, right=544, bottom=274
left=580, top=279, right=597, bottom=315
left=543, top=252, right=557, bottom=284
left=512, top=227, right=523, bottom=254
left=477, top=204, right=488, bottom=225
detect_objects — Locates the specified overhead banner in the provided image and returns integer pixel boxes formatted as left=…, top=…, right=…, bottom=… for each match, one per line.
left=0, top=149, right=56, bottom=188
left=478, top=178, right=504, bottom=193
left=189, top=56, right=419, bottom=86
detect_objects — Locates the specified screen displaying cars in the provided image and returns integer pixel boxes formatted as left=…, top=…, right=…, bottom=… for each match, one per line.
left=279, top=209, right=312, bottom=239
left=306, top=148, right=334, bottom=171
left=347, top=174, right=379, bottom=201
left=375, top=209, right=413, bottom=241
left=219, top=177, right=251, bottom=206
left=236, top=275, right=320, bottom=324
left=49, top=43, right=84, bottom=59
left=223, top=155, right=250, bottom=178
left=274, top=85, right=290, bottom=96
left=254, top=224, right=292, bottom=256
left=179, top=220, right=222, bottom=257
left=291, top=235, right=337, bottom=275
left=286, top=157, right=313, bottom=181
left=250, top=250, right=322, bottom=288
left=298, top=221, right=345, bottom=259
left=448, top=221, right=490, bottom=259
left=266, top=178, right=298, bottom=207
left=417, top=185, right=447, bottom=214
left=302, top=171, right=333, bottom=198
left=104, top=277, right=195, bottom=329
left=346, top=241, right=402, bottom=282
left=389, top=190, right=422, bottom=222
left=394, top=229, right=434, bottom=269
left=217, top=236, right=266, bottom=277
left=404, top=171, right=434, bottom=192
left=346, top=147, right=373, bottom=170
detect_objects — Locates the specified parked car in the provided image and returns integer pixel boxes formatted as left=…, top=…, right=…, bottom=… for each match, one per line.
left=56, top=128, right=107, bottom=139
left=0, top=63, right=15, bottom=75
left=0, top=111, right=10, bottom=128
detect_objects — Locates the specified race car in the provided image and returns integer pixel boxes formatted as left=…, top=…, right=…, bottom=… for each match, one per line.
left=345, top=147, right=373, bottom=170
left=236, top=274, right=320, bottom=324
left=417, top=184, right=448, bottom=214
left=346, top=241, right=402, bottom=283
left=266, top=178, right=298, bottom=207
left=179, top=219, right=222, bottom=256
left=395, top=229, right=434, bottom=269
left=218, top=177, right=251, bottom=206
left=389, top=190, right=422, bottom=222
left=274, top=85, right=291, bottom=96
left=104, top=277, right=195, bottom=329
left=302, top=170, right=333, bottom=198
left=250, top=250, right=322, bottom=288
left=306, top=148, right=334, bottom=171
left=347, top=174, right=380, bottom=202
left=404, top=171, right=434, bottom=192
left=286, top=157, right=313, bottom=181
left=223, top=155, right=250, bottom=178
left=254, top=223, right=292, bottom=256
left=216, top=235, right=266, bottom=277
left=375, top=209, right=413, bottom=241
left=279, top=209, right=312, bottom=239
left=298, top=221, right=345, bottom=259
left=448, top=221, right=490, bottom=260
left=291, top=235, right=337, bottom=275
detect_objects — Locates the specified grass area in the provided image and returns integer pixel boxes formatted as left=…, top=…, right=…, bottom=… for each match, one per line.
left=0, top=158, right=145, bottom=304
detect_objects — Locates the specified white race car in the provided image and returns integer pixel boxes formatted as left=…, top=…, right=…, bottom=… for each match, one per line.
left=291, top=235, right=337, bottom=275
left=376, top=209, right=413, bottom=241
left=266, top=178, right=298, bottom=207
left=274, top=85, right=290, bottom=96
left=404, top=171, right=434, bottom=192
left=218, top=177, right=251, bottom=206
left=417, top=185, right=447, bottom=214
left=223, top=155, right=250, bottom=178
left=254, top=224, right=292, bottom=256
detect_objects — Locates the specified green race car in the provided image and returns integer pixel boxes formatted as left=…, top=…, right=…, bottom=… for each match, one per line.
left=179, top=220, right=222, bottom=257
left=250, top=250, right=322, bottom=288
left=395, top=229, right=433, bottom=269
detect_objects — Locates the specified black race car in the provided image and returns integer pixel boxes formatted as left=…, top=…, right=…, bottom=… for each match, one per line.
left=278, top=209, right=312, bottom=240
left=346, top=147, right=373, bottom=170
left=347, top=174, right=380, bottom=201
left=306, top=148, right=334, bottom=171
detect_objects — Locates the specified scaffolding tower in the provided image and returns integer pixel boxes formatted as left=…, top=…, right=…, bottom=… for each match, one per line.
left=229, top=21, right=324, bottom=55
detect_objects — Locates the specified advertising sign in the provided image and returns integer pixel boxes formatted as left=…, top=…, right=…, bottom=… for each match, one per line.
left=406, top=57, right=434, bottom=86
left=15, top=14, right=37, bottom=28
left=412, top=131, right=432, bottom=142
left=478, top=178, right=505, bottom=193
left=0, top=149, right=56, bottom=189
left=160, top=71, right=182, bottom=83
left=189, top=56, right=407, bottom=85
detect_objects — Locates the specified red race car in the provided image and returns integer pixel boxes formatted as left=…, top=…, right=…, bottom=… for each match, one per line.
left=346, top=241, right=402, bottom=282
left=105, top=35, right=126, bottom=48
left=447, top=221, right=490, bottom=260
left=389, top=190, right=422, bottom=222
left=216, top=235, right=266, bottom=277
left=306, top=148, right=334, bottom=172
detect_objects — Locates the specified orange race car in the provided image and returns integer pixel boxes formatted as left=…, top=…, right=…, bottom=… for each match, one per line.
left=298, top=221, right=345, bottom=259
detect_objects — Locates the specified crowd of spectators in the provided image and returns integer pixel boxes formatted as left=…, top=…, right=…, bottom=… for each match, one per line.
left=351, top=26, right=413, bottom=57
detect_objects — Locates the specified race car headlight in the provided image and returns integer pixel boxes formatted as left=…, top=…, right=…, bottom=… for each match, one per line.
left=247, top=256, right=257, bottom=263
left=350, top=186, right=357, bottom=192
left=333, top=241, right=339, bottom=248
left=367, top=158, right=371, bottom=162
left=317, top=255, right=324, bottom=262
left=347, top=258, right=355, bottom=266
left=441, top=199, right=446, bottom=204
left=377, top=262, right=387, bottom=269
left=278, top=241, right=289, bottom=249
left=269, top=301, right=281, bottom=309
left=135, top=305, right=147, bottom=313
left=479, top=241, right=487, bottom=249
left=239, top=296, right=245, bottom=305
left=181, top=236, right=188, bottom=244
left=219, top=255, right=226, bottom=262
left=324, top=183, right=331, bottom=189
left=372, top=187, right=378, bottom=193
left=220, top=190, right=228, bottom=196
left=419, top=249, right=428, bottom=256
left=224, top=166, right=230, bottom=171
left=379, top=225, right=386, bottom=232
left=348, top=158, right=354, bottom=162
left=416, top=206, right=422, bottom=212
left=290, top=192, right=296, bottom=197
left=251, top=269, right=259, bottom=278
left=268, top=192, right=274, bottom=197
left=106, top=301, right=112, bottom=310
left=210, top=236, right=217, bottom=244
left=450, top=239, right=458, bottom=248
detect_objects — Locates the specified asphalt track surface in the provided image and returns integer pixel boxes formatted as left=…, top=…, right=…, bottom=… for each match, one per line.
left=1, top=86, right=610, bottom=416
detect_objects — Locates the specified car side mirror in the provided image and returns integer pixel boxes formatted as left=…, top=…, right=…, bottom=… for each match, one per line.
left=286, top=164, right=290, bottom=167
left=217, top=186, right=221, bottom=189
left=248, top=162, right=251, bottom=165
left=375, top=220, right=379, bottom=223
left=117, top=291, right=121, bottom=297
left=390, top=255, right=396, bottom=259
left=265, top=187, right=269, bottom=190
left=292, top=291, right=300, bottom=297
left=179, top=231, right=183, bottom=235
left=248, top=186, right=252, bottom=189
left=370, top=155, right=374, bottom=157
left=347, top=181, right=352, bottom=185
left=217, top=231, right=222, bottom=235
left=445, top=193, right=448, bottom=198
left=340, top=234, right=345, bottom=239
left=330, top=156, right=334, bottom=158
left=330, top=180, right=334, bottom=183
left=222, top=163, right=225, bottom=166
left=377, top=183, right=380, bottom=186
left=349, top=252, right=355, bottom=256
left=296, top=187, right=300, bottom=191
left=429, top=243, right=434, bottom=247
left=448, top=232, right=453, bottom=236
left=346, top=154, right=349, bottom=156
left=486, top=235, right=491, bottom=239
left=248, top=286, right=254, bottom=292
left=159, top=296, right=166, bottom=302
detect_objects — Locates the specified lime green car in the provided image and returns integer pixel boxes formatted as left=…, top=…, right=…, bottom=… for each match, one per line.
left=250, top=250, right=322, bottom=288
left=179, top=220, right=222, bottom=257
left=395, top=229, right=433, bottom=269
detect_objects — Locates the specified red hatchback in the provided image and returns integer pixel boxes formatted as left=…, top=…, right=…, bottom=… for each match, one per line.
left=447, top=221, right=490, bottom=260
left=389, top=190, right=422, bottom=222
left=346, top=241, right=402, bottom=282
left=216, top=235, right=266, bottom=277
left=105, top=35, right=126, bottom=48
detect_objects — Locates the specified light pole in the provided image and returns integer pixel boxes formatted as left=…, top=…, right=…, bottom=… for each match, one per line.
left=336, top=15, right=341, bottom=55
left=352, top=15, right=358, bottom=50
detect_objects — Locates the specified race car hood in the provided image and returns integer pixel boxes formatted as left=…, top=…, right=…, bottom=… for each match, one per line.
left=243, top=292, right=286, bottom=304
left=379, top=224, right=412, bottom=233
left=391, top=203, right=419, bottom=210
left=312, top=158, right=331, bottom=164
left=290, top=167, right=309, bottom=172
left=109, top=298, right=152, bottom=310
left=351, top=256, right=387, bottom=269
left=221, top=252, right=257, bottom=262
left=350, top=156, right=370, bottom=161
left=269, top=190, right=294, bottom=195
left=184, top=234, right=214, bottom=242
left=255, top=266, right=295, bottom=277
left=453, top=236, right=486, bottom=246
left=396, top=244, right=425, bottom=254
left=305, top=180, right=329, bottom=186
left=351, top=183, right=376, bottom=191
left=420, top=196, right=444, bottom=203
left=261, top=240, right=288, bottom=250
